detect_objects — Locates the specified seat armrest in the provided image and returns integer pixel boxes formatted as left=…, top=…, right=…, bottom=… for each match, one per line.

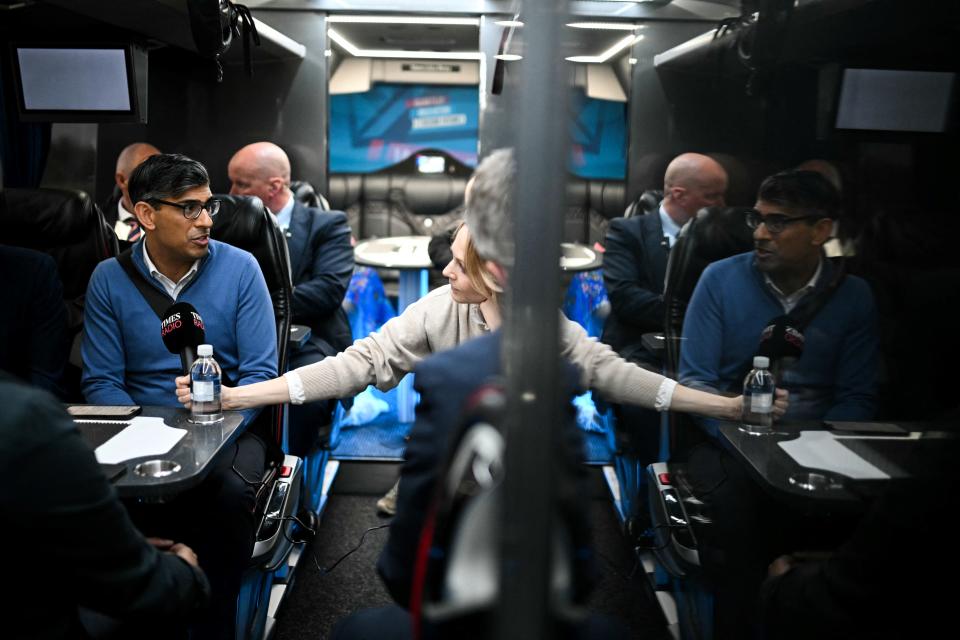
left=289, top=325, right=312, bottom=350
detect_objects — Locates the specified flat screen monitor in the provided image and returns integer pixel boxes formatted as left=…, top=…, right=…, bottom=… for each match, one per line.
left=835, top=68, right=954, bottom=133
left=11, top=44, right=147, bottom=122
left=416, top=154, right=446, bottom=174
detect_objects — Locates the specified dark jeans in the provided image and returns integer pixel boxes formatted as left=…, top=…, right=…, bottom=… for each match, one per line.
left=125, top=431, right=266, bottom=640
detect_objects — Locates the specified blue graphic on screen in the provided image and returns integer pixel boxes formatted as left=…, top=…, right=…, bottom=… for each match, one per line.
left=569, top=88, right=627, bottom=180
left=330, top=83, right=479, bottom=173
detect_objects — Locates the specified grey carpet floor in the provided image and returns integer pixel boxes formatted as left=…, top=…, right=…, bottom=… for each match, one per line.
left=273, top=463, right=669, bottom=640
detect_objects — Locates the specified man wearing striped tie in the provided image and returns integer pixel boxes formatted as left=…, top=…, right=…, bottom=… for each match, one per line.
left=103, top=142, right=160, bottom=248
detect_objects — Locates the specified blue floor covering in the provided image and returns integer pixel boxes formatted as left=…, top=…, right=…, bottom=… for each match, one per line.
left=330, top=386, right=614, bottom=465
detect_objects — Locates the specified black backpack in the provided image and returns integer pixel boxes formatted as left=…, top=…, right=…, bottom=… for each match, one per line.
left=187, top=0, right=260, bottom=81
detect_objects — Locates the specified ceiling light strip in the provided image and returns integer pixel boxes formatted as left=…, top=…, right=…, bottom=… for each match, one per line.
left=327, top=15, right=480, bottom=26
left=566, top=22, right=640, bottom=30
left=327, top=27, right=480, bottom=60
left=566, top=33, right=643, bottom=64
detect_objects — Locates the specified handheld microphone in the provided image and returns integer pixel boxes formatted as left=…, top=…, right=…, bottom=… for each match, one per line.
left=758, top=315, right=804, bottom=381
left=160, top=302, right=206, bottom=374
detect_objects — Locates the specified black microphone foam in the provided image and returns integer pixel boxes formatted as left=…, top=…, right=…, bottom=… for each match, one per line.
left=758, top=315, right=804, bottom=379
left=160, top=302, right=206, bottom=373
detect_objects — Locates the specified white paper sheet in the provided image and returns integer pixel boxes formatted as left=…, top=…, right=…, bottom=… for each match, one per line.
left=94, top=417, right=187, bottom=465
left=778, top=430, right=890, bottom=480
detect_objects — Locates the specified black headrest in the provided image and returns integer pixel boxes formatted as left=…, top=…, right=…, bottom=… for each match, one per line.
left=0, top=188, right=116, bottom=301
left=686, top=206, right=754, bottom=264
left=290, top=180, right=324, bottom=210
left=327, top=174, right=363, bottom=210
left=588, top=181, right=626, bottom=220
left=210, top=195, right=292, bottom=302
left=566, top=179, right=588, bottom=207
left=402, top=176, right=466, bottom=217
left=663, top=206, right=754, bottom=364
left=0, top=188, right=101, bottom=248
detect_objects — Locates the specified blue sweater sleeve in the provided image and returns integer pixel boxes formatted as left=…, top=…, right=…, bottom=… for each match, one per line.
left=824, top=281, right=879, bottom=421
left=235, top=255, right=279, bottom=425
left=81, top=263, right=136, bottom=406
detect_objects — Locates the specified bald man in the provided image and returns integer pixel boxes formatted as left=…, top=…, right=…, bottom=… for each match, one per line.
left=602, top=152, right=727, bottom=364
left=102, top=142, right=161, bottom=246
left=228, top=142, right=354, bottom=456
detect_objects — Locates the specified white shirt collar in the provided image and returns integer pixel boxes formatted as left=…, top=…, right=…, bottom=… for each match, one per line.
left=274, top=193, right=295, bottom=231
left=117, top=199, right=136, bottom=223
left=763, top=258, right=823, bottom=314
left=658, top=203, right=682, bottom=248
left=141, top=241, right=201, bottom=300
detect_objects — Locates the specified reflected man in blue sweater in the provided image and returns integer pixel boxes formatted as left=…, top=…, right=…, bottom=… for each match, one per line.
left=680, top=170, right=878, bottom=423
left=677, top=169, right=879, bottom=639
left=81, top=153, right=277, bottom=640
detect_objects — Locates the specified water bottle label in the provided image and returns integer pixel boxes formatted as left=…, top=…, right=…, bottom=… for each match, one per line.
left=751, top=392, right=773, bottom=413
left=192, top=380, right=214, bottom=402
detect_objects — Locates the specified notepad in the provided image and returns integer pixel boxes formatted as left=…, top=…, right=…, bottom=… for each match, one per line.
left=94, top=417, right=187, bottom=465
left=778, top=430, right=890, bottom=480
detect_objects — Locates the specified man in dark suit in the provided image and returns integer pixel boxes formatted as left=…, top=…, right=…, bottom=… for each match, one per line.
left=601, top=152, right=728, bottom=366
left=228, top=141, right=354, bottom=456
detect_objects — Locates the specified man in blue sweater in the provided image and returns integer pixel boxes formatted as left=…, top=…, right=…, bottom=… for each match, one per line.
left=677, top=169, right=879, bottom=639
left=81, top=153, right=278, bottom=640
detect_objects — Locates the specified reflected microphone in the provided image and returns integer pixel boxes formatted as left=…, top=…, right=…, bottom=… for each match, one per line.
left=160, top=302, right=206, bottom=374
left=758, top=315, right=804, bottom=381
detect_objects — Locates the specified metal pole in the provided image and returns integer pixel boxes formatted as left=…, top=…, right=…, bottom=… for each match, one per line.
left=497, top=0, right=569, bottom=638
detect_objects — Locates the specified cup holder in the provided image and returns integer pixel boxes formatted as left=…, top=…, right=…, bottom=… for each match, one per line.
left=134, top=459, right=181, bottom=478
left=788, top=471, right=843, bottom=492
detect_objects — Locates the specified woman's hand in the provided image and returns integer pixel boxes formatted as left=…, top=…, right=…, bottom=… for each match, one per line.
left=175, top=374, right=238, bottom=410
left=726, top=388, right=789, bottom=421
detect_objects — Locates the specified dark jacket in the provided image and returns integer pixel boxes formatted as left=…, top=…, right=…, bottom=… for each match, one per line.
left=600, top=213, right=670, bottom=363
left=285, top=201, right=355, bottom=356
left=0, top=374, right=209, bottom=639
left=377, top=332, right=592, bottom=611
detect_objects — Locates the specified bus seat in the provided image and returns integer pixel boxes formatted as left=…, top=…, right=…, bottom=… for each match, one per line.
left=565, top=178, right=626, bottom=246
left=415, top=385, right=592, bottom=638
left=210, top=194, right=306, bottom=639
left=290, top=179, right=330, bottom=211
left=0, top=187, right=118, bottom=400
left=663, top=206, right=754, bottom=380
left=326, top=174, right=362, bottom=210
left=643, top=206, right=753, bottom=580
left=623, top=189, right=663, bottom=219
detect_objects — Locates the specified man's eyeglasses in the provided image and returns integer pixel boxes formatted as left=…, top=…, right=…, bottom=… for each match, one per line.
left=150, top=198, right=221, bottom=220
left=745, top=210, right=825, bottom=234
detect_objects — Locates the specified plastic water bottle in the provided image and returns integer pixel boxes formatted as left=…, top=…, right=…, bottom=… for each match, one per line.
left=190, top=344, right=222, bottom=424
left=740, top=356, right=775, bottom=435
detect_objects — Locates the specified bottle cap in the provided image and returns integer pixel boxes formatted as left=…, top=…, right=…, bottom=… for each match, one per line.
left=753, top=356, right=769, bottom=368
left=197, top=344, right=213, bottom=357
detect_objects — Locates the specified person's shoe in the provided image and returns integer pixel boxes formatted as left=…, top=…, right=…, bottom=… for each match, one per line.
left=377, top=481, right=399, bottom=517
